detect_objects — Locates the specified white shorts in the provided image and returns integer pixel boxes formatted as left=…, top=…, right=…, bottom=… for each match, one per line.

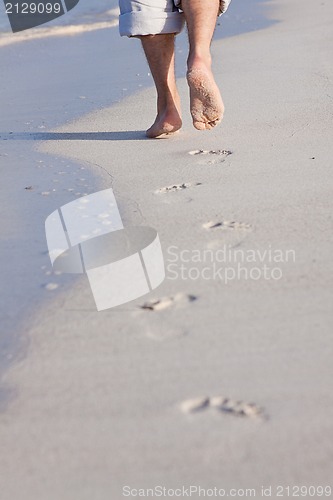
left=119, top=0, right=231, bottom=37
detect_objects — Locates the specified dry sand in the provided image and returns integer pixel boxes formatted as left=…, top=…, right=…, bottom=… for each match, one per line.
left=0, top=0, right=333, bottom=498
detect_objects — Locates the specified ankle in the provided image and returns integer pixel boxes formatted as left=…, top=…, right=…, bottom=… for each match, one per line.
left=187, top=53, right=212, bottom=71
left=157, top=88, right=179, bottom=110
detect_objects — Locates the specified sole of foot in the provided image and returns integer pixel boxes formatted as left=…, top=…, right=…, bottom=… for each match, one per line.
left=187, top=66, right=224, bottom=130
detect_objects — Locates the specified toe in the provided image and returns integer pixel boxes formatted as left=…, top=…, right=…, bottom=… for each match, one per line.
left=208, top=118, right=222, bottom=129
left=193, top=121, right=207, bottom=130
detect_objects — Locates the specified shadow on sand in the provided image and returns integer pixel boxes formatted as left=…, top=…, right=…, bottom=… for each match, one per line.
left=0, top=131, right=147, bottom=141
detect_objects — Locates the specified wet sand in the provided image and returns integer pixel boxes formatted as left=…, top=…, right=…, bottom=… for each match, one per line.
left=0, top=0, right=333, bottom=497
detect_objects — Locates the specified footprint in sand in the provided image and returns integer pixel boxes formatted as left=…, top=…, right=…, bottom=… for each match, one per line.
left=210, top=397, right=266, bottom=419
left=137, top=293, right=198, bottom=340
left=181, top=395, right=266, bottom=419
left=188, top=149, right=232, bottom=165
left=155, top=182, right=202, bottom=194
left=203, top=220, right=252, bottom=231
left=140, top=293, right=197, bottom=312
left=202, top=219, right=252, bottom=248
left=180, top=397, right=210, bottom=413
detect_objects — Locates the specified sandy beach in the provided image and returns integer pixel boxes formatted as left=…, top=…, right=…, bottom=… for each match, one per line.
left=0, top=0, right=333, bottom=498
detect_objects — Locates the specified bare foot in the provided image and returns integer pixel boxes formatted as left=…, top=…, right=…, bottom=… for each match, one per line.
left=146, top=92, right=182, bottom=139
left=187, top=61, right=224, bottom=130
left=146, top=107, right=182, bottom=138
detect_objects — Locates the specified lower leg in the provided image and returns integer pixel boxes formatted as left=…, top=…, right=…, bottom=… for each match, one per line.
left=139, top=34, right=182, bottom=138
left=181, top=0, right=224, bottom=130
